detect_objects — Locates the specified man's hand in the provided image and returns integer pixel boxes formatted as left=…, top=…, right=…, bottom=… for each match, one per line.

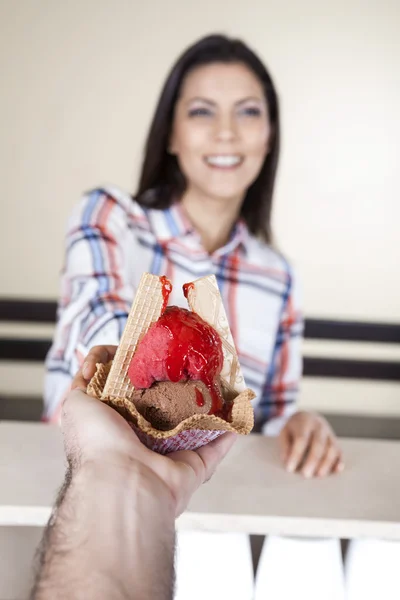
left=34, top=346, right=236, bottom=600
left=67, top=345, right=237, bottom=516
left=278, top=411, right=344, bottom=478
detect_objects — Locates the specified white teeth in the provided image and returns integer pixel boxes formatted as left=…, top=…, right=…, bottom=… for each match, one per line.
left=205, top=155, right=242, bottom=167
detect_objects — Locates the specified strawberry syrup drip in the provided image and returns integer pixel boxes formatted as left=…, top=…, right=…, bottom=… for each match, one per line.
left=159, top=276, right=172, bottom=313
left=195, top=387, right=205, bottom=407
left=160, top=307, right=224, bottom=416
left=182, top=282, right=194, bottom=299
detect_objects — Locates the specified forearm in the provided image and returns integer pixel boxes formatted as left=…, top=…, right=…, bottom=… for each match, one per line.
left=44, top=189, right=132, bottom=419
left=31, top=461, right=176, bottom=600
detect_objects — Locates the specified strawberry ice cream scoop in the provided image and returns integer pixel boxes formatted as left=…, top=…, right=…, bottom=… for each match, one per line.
left=128, top=306, right=224, bottom=415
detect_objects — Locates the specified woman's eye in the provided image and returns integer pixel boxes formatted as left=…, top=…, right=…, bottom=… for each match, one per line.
left=188, top=107, right=212, bottom=117
left=240, top=106, right=262, bottom=117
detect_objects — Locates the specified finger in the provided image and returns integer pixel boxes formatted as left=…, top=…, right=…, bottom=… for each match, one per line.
left=168, top=432, right=237, bottom=489
left=333, top=454, right=345, bottom=474
left=286, top=430, right=312, bottom=473
left=316, top=441, right=341, bottom=477
left=278, top=427, right=291, bottom=464
left=195, top=432, right=237, bottom=482
left=164, top=433, right=237, bottom=516
left=301, top=430, right=328, bottom=478
left=81, top=345, right=118, bottom=380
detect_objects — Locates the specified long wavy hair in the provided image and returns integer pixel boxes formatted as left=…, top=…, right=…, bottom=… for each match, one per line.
left=134, top=34, right=280, bottom=243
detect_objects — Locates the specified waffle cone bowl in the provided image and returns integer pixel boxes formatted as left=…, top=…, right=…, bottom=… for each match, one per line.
left=87, top=273, right=255, bottom=454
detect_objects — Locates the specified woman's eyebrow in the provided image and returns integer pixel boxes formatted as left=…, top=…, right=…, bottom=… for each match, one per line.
left=185, top=97, right=216, bottom=106
left=235, top=96, right=264, bottom=106
left=185, top=95, right=265, bottom=107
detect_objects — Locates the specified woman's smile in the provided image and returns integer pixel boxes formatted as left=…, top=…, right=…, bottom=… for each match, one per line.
left=203, top=154, right=244, bottom=169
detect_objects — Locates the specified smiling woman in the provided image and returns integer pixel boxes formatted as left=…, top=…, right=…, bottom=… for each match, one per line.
left=135, top=35, right=280, bottom=247
left=44, top=34, right=344, bottom=600
left=170, top=62, right=271, bottom=252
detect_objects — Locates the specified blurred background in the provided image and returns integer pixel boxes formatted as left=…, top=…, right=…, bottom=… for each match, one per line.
left=0, top=0, right=399, bottom=418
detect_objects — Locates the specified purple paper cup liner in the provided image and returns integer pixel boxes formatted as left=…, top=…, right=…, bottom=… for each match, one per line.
left=130, top=424, right=225, bottom=454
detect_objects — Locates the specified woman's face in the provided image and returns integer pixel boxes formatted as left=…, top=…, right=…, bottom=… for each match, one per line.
left=170, top=62, right=271, bottom=203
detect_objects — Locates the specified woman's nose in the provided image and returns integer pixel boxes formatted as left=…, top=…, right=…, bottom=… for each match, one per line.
left=214, top=114, right=237, bottom=141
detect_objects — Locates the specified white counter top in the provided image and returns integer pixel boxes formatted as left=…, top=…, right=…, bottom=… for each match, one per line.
left=1, top=422, right=400, bottom=539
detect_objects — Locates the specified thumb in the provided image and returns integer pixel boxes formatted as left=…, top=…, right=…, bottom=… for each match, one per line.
left=168, top=432, right=237, bottom=493
left=195, top=432, right=237, bottom=482
left=167, top=432, right=237, bottom=516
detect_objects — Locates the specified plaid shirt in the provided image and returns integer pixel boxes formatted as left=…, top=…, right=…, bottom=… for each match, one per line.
left=45, top=186, right=303, bottom=433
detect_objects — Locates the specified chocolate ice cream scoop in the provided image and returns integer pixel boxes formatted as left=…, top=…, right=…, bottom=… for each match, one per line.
left=130, top=380, right=224, bottom=431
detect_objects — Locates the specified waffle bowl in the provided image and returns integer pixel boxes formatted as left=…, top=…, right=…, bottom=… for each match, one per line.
left=88, top=273, right=255, bottom=454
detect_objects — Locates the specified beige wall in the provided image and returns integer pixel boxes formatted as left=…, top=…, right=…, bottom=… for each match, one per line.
left=0, top=0, right=399, bottom=410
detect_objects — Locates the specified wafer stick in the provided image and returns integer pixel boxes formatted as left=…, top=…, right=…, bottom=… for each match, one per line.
left=185, top=275, right=246, bottom=396
left=101, top=273, right=166, bottom=400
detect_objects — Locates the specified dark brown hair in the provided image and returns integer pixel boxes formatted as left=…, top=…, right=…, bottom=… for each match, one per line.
left=134, top=34, right=280, bottom=243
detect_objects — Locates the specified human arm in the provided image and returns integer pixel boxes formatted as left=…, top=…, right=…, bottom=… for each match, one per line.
left=257, top=266, right=303, bottom=434
left=31, top=378, right=236, bottom=599
left=44, top=188, right=134, bottom=420
left=31, top=454, right=176, bottom=600
left=258, top=267, right=344, bottom=478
